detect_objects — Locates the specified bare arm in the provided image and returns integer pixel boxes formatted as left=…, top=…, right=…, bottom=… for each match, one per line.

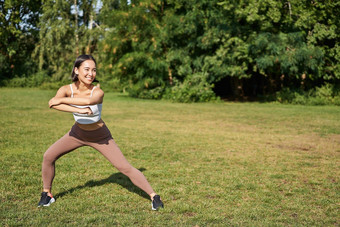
left=49, top=88, right=104, bottom=107
left=49, top=85, right=92, bottom=114
left=52, top=104, right=93, bottom=114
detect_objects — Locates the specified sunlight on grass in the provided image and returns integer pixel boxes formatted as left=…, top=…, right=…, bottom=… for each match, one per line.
left=0, top=88, right=339, bottom=226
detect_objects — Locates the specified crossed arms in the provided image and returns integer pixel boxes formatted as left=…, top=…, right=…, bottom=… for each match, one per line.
left=48, top=85, right=104, bottom=115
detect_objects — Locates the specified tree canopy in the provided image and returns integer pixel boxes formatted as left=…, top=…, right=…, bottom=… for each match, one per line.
left=1, top=0, right=339, bottom=102
left=0, top=0, right=41, bottom=80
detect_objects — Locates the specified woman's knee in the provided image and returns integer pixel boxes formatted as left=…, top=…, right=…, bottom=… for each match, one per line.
left=117, top=164, right=134, bottom=175
left=43, top=151, right=57, bottom=164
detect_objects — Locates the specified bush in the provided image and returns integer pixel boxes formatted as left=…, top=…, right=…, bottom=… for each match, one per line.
left=39, top=81, right=66, bottom=90
left=276, top=83, right=340, bottom=105
left=99, top=78, right=124, bottom=93
left=126, top=83, right=163, bottom=100
left=4, top=71, right=50, bottom=88
left=125, top=72, right=219, bottom=102
left=138, top=87, right=165, bottom=100
left=163, top=73, right=219, bottom=103
left=4, top=77, right=28, bottom=87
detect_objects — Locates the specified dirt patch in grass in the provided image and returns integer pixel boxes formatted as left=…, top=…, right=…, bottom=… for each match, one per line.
left=267, top=133, right=339, bottom=153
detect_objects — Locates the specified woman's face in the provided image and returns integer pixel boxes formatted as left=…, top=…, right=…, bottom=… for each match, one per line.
left=74, top=60, right=96, bottom=85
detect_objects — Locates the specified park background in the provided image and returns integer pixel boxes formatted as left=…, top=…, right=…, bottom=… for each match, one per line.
left=1, top=0, right=339, bottom=104
left=1, top=0, right=340, bottom=226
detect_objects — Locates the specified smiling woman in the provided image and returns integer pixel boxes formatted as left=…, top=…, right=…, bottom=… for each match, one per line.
left=71, top=55, right=98, bottom=84
left=38, top=55, right=164, bottom=211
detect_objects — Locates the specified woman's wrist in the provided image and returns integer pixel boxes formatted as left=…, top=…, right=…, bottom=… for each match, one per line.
left=79, top=107, right=93, bottom=115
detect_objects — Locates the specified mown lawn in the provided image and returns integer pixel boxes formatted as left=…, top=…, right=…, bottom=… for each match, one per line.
left=0, top=88, right=339, bottom=226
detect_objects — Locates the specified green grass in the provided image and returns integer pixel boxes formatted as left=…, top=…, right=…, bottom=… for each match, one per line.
left=0, top=88, right=339, bottom=226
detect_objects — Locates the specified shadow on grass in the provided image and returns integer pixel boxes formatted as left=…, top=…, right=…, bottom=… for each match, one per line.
left=55, top=168, right=150, bottom=200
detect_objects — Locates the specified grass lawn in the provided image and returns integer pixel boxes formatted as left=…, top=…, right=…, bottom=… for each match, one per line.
left=0, top=88, right=339, bottom=226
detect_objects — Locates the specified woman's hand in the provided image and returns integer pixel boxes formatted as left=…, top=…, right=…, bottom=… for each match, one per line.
left=79, top=107, right=93, bottom=115
left=49, top=97, right=61, bottom=108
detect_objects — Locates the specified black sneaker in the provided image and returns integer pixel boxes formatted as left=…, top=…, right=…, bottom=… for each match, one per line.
left=151, top=195, right=164, bottom=210
left=38, top=192, right=55, bottom=207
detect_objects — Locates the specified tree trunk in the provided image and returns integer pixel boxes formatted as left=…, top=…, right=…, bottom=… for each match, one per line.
left=74, top=0, right=79, bottom=56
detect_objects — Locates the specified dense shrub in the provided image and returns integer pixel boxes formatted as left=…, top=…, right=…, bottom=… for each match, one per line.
left=163, top=73, right=219, bottom=103
left=4, top=71, right=49, bottom=88
left=126, top=72, right=219, bottom=102
left=3, top=71, right=69, bottom=90
left=276, top=83, right=340, bottom=106
left=4, top=77, right=28, bottom=87
left=39, top=81, right=67, bottom=90
left=128, top=86, right=164, bottom=100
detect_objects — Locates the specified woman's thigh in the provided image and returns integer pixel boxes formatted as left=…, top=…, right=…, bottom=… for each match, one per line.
left=44, top=132, right=84, bottom=161
left=89, top=139, right=132, bottom=171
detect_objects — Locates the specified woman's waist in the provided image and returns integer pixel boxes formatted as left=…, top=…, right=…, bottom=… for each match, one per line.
left=75, top=119, right=105, bottom=131
left=71, top=120, right=112, bottom=142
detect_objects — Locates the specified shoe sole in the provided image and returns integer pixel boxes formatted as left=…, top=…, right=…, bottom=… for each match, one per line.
left=38, top=198, right=55, bottom=207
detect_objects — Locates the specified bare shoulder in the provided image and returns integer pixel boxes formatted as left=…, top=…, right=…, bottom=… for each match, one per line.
left=55, top=84, right=71, bottom=97
left=94, top=86, right=104, bottom=97
left=92, top=86, right=104, bottom=104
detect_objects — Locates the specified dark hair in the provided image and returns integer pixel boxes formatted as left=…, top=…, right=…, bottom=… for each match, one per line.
left=71, top=55, right=99, bottom=82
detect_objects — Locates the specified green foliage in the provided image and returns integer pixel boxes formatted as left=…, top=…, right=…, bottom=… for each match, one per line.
left=98, top=0, right=339, bottom=101
left=39, top=81, right=68, bottom=90
left=129, top=86, right=165, bottom=100
left=126, top=72, right=218, bottom=102
left=301, top=0, right=340, bottom=80
left=276, top=83, right=340, bottom=106
left=34, top=0, right=102, bottom=81
left=97, top=77, right=123, bottom=93
left=0, top=0, right=41, bottom=81
left=3, top=70, right=69, bottom=90
left=3, top=77, right=27, bottom=88
left=98, top=0, right=168, bottom=96
left=251, top=32, right=323, bottom=77
left=163, top=73, right=219, bottom=102
left=1, top=0, right=339, bottom=103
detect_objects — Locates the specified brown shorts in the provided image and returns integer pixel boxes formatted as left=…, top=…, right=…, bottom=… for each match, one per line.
left=69, top=123, right=113, bottom=143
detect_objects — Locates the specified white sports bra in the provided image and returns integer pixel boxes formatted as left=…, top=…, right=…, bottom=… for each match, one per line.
left=70, top=84, right=103, bottom=124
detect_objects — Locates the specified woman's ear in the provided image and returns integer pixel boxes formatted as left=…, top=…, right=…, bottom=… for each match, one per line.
left=74, top=67, right=79, bottom=75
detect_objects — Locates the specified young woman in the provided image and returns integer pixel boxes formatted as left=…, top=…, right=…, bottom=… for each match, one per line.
left=38, top=55, right=164, bottom=210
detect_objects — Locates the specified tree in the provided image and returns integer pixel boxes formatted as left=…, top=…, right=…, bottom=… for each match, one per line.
left=0, top=0, right=41, bottom=82
left=5, top=0, right=338, bottom=102
left=98, top=0, right=169, bottom=96
left=99, top=0, right=219, bottom=101
left=34, top=0, right=102, bottom=81
left=198, top=0, right=339, bottom=97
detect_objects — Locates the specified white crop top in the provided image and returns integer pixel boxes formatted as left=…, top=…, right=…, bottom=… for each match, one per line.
left=70, top=84, right=103, bottom=124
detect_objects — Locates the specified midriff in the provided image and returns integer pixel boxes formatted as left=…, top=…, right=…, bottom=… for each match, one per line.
left=75, top=119, right=105, bottom=131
